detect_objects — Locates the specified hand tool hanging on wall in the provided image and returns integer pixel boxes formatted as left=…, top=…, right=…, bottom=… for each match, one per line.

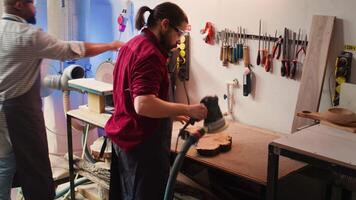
left=219, top=30, right=224, bottom=61
left=290, top=29, right=300, bottom=79
left=233, top=29, right=239, bottom=63
left=256, top=20, right=261, bottom=66
left=243, top=29, right=251, bottom=67
left=286, top=29, right=291, bottom=77
left=272, top=34, right=282, bottom=59
left=232, top=31, right=239, bottom=63
left=296, top=34, right=307, bottom=59
left=222, top=30, right=229, bottom=66
left=228, top=31, right=233, bottom=63
left=262, top=33, right=268, bottom=67
left=281, top=28, right=289, bottom=77
left=265, top=34, right=272, bottom=72
left=238, top=26, right=244, bottom=60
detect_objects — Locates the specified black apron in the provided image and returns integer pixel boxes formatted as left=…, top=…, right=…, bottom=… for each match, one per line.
left=109, top=118, right=172, bottom=200
left=3, top=76, right=55, bottom=199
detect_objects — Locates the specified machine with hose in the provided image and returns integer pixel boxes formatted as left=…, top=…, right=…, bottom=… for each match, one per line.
left=164, top=95, right=226, bottom=200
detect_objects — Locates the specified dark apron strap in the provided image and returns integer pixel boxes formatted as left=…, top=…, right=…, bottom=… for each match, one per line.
left=3, top=77, right=55, bottom=200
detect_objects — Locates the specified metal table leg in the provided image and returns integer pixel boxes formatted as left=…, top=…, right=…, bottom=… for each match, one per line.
left=66, top=115, right=75, bottom=200
left=266, top=144, right=280, bottom=200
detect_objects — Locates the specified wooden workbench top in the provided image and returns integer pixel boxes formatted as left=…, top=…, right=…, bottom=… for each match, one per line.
left=171, top=121, right=306, bottom=185
left=68, top=78, right=113, bottom=96
left=67, top=108, right=111, bottom=128
left=66, top=109, right=305, bottom=185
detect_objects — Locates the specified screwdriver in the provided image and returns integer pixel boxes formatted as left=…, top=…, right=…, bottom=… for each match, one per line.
left=243, top=28, right=251, bottom=68
left=256, top=20, right=261, bottom=66
left=219, top=31, right=224, bottom=61
left=261, top=33, right=268, bottom=67
left=265, top=34, right=272, bottom=72
left=238, top=26, right=243, bottom=60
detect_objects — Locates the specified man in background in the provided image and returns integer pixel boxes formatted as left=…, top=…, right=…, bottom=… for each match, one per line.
left=0, top=0, right=124, bottom=199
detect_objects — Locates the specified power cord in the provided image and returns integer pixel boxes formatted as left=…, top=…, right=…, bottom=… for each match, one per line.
left=182, top=80, right=190, bottom=105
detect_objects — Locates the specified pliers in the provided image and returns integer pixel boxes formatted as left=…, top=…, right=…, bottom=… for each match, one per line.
left=272, top=35, right=283, bottom=60
left=296, top=34, right=307, bottom=59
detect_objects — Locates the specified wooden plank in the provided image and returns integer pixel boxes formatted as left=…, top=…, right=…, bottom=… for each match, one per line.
left=273, top=124, right=356, bottom=170
left=340, top=83, right=356, bottom=112
left=292, top=15, right=336, bottom=133
left=172, top=121, right=305, bottom=185
left=69, top=78, right=113, bottom=96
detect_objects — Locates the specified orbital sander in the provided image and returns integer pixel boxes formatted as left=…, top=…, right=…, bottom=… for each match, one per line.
left=200, top=95, right=226, bottom=132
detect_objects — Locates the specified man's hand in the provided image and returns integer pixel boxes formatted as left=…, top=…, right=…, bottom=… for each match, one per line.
left=187, top=104, right=208, bottom=121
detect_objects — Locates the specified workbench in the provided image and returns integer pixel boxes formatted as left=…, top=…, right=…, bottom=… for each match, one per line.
left=266, top=124, right=356, bottom=200
left=171, top=121, right=305, bottom=198
left=66, top=109, right=305, bottom=199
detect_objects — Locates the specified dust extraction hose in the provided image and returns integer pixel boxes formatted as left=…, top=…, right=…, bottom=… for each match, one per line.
left=164, top=128, right=206, bottom=200
left=55, top=177, right=90, bottom=199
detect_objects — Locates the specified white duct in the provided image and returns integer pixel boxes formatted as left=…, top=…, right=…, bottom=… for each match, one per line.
left=43, top=64, right=85, bottom=90
left=45, top=0, right=97, bottom=155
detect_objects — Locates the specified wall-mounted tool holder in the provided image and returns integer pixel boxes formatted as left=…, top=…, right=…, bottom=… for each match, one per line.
left=216, top=29, right=308, bottom=46
left=215, top=21, right=308, bottom=80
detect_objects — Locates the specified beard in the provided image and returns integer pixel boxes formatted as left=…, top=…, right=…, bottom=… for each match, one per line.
left=159, top=31, right=177, bottom=52
left=26, top=16, right=36, bottom=25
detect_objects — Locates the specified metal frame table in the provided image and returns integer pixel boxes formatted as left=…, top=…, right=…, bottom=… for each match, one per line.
left=267, top=124, right=356, bottom=200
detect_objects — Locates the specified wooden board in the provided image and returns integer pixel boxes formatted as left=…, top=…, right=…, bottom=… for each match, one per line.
left=172, top=121, right=305, bottom=185
left=69, top=78, right=113, bottom=96
left=273, top=124, right=356, bottom=171
left=292, top=15, right=335, bottom=133
left=340, top=83, right=356, bottom=112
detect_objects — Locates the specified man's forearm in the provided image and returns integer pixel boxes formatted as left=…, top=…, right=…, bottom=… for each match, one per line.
left=83, top=42, right=116, bottom=57
left=134, top=95, right=189, bottom=118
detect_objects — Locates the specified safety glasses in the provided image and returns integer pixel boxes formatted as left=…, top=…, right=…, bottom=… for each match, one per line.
left=170, top=24, right=186, bottom=37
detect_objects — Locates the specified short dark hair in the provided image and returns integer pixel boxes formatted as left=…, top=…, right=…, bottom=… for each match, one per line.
left=135, top=2, right=188, bottom=31
left=4, top=0, right=29, bottom=6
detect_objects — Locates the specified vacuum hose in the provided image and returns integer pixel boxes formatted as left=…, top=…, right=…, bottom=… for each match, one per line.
left=164, top=128, right=206, bottom=200
left=55, top=177, right=90, bottom=199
